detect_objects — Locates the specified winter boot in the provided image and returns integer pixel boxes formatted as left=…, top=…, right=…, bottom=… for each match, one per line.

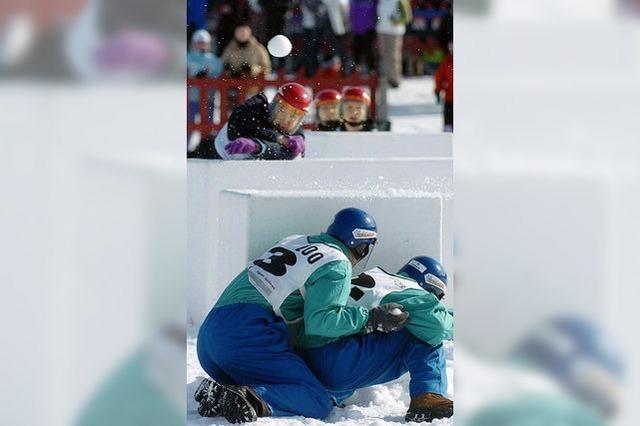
left=195, top=378, right=271, bottom=423
left=405, top=392, right=453, bottom=423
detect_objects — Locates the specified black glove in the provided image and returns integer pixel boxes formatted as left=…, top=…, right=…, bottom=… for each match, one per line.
left=435, top=92, right=441, bottom=103
left=363, top=303, right=410, bottom=334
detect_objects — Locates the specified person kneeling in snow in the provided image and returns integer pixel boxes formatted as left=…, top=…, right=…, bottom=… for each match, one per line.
left=209, top=82, right=311, bottom=160
left=296, top=256, right=454, bottom=423
left=194, top=208, right=410, bottom=423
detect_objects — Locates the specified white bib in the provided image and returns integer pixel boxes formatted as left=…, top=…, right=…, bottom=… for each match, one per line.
left=348, top=267, right=423, bottom=309
left=247, top=235, right=348, bottom=316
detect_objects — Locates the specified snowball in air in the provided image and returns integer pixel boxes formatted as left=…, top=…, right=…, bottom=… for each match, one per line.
left=267, top=35, right=292, bottom=58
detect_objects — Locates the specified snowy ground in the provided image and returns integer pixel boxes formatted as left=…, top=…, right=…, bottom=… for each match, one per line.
left=386, top=76, right=443, bottom=134
left=187, top=336, right=454, bottom=426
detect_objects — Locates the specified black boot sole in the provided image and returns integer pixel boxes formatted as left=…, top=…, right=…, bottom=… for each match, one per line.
left=196, top=379, right=224, bottom=418
left=194, top=378, right=213, bottom=403
left=216, top=384, right=259, bottom=423
left=405, top=406, right=454, bottom=423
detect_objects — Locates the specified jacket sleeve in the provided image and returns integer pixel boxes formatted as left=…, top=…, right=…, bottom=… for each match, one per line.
left=227, top=94, right=282, bottom=142
left=302, top=260, right=369, bottom=337
left=401, top=293, right=454, bottom=346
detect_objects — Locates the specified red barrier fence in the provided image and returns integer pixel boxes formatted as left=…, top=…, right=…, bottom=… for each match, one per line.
left=187, top=71, right=379, bottom=135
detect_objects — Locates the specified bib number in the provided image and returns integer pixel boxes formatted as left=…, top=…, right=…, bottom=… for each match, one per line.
left=253, top=247, right=297, bottom=277
left=252, top=243, right=327, bottom=277
left=294, top=244, right=325, bottom=264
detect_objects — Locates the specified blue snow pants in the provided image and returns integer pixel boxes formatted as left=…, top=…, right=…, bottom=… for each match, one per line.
left=196, top=303, right=333, bottom=419
left=297, top=328, right=447, bottom=403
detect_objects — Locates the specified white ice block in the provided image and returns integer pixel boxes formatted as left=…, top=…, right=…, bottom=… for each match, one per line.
left=303, top=131, right=452, bottom=159
left=188, top=157, right=453, bottom=325
left=216, top=189, right=445, bottom=297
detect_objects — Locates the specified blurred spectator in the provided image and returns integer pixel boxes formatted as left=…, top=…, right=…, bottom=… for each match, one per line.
left=324, top=0, right=353, bottom=76
left=314, top=88, right=342, bottom=131
left=187, top=29, right=222, bottom=124
left=435, top=0, right=453, bottom=52
left=340, top=86, right=375, bottom=131
left=221, top=25, right=271, bottom=78
left=434, top=41, right=452, bottom=132
left=350, top=0, right=377, bottom=75
left=285, top=4, right=306, bottom=73
left=188, top=30, right=222, bottom=78
left=377, top=0, right=412, bottom=88
left=420, top=35, right=444, bottom=74
left=259, top=0, right=291, bottom=71
left=213, top=0, right=251, bottom=56
left=300, top=0, right=351, bottom=77
left=300, top=0, right=328, bottom=77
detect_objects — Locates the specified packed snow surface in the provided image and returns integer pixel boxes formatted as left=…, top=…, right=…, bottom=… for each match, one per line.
left=386, top=76, right=443, bottom=134
left=187, top=336, right=454, bottom=426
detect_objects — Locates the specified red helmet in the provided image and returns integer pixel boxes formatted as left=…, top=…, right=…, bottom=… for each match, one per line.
left=275, top=83, right=312, bottom=112
left=342, top=86, right=371, bottom=107
left=314, top=89, right=342, bottom=107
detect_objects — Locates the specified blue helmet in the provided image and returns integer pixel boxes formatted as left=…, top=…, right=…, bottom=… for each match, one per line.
left=398, top=256, right=448, bottom=299
left=326, top=208, right=377, bottom=261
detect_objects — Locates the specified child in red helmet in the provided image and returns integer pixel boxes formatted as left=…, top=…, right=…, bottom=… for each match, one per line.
left=202, top=82, right=312, bottom=160
left=340, top=86, right=375, bottom=132
left=314, top=89, right=342, bottom=131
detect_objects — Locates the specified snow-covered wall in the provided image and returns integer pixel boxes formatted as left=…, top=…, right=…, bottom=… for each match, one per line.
left=188, top=157, right=453, bottom=325
left=218, top=189, right=444, bottom=291
left=303, top=132, right=452, bottom=159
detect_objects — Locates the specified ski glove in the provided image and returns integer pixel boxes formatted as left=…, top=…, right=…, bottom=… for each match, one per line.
left=363, top=303, right=410, bottom=334
left=225, top=137, right=259, bottom=155
left=284, top=135, right=305, bottom=157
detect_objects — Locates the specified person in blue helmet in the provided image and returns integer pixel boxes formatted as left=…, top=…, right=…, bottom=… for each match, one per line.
left=296, top=256, right=455, bottom=423
left=194, top=208, right=410, bottom=423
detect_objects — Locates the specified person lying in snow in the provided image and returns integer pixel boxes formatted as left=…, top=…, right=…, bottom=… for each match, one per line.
left=194, top=208, right=410, bottom=423
left=296, top=255, right=454, bottom=423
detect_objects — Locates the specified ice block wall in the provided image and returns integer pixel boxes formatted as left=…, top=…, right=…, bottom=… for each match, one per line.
left=188, top=157, right=454, bottom=325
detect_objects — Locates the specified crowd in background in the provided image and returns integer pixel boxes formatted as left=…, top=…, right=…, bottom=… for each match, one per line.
left=187, top=0, right=452, bottom=83
left=187, top=0, right=453, bottom=133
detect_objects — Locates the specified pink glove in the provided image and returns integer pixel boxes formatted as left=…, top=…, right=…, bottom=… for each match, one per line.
left=285, top=135, right=305, bottom=157
left=225, top=138, right=259, bottom=155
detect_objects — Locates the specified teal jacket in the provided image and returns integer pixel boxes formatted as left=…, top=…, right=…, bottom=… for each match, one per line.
left=215, top=233, right=370, bottom=344
left=297, top=269, right=454, bottom=348
left=380, top=271, right=453, bottom=346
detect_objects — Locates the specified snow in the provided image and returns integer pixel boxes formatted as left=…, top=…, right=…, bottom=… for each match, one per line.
left=386, top=77, right=443, bottom=134
left=187, top=335, right=454, bottom=426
